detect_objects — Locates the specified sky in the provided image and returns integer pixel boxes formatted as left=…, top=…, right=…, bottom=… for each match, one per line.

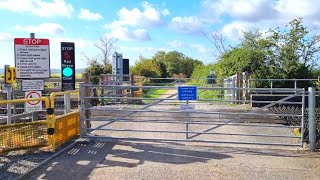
left=0, top=0, right=320, bottom=69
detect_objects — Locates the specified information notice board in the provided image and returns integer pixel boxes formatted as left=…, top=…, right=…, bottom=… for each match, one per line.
left=14, top=38, right=50, bottom=79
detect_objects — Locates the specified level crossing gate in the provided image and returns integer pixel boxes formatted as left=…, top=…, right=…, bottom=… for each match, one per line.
left=79, top=79, right=307, bottom=148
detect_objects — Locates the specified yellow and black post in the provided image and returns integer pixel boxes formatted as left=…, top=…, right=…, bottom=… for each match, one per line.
left=4, top=65, right=16, bottom=84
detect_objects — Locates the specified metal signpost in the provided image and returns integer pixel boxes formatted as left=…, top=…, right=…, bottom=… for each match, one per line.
left=61, top=42, right=75, bottom=91
left=178, top=86, right=198, bottom=139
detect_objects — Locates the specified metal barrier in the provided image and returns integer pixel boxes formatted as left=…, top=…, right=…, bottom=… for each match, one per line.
left=54, top=111, right=80, bottom=149
left=49, top=90, right=80, bottom=150
left=0, top=91, right=81, bottom=152
left=80, top=83, right=306, bottom=147
left=0, top=97, right=51, bottom=152
left=50, top=90, right=80, bottom=114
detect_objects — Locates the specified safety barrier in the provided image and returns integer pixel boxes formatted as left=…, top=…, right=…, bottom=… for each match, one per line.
left=0, top=97, right=51, bottom=152
left=49, top=90, right=80, bottom=150
left=53, top=111, right=80, bottom=149
left=0, top=120, right=47, bottom=153
left=0, top=90, right=81, bottom=152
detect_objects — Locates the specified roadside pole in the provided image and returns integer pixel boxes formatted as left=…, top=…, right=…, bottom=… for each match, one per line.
left=308, top=87, right=316, bottom=152
left=6, top=84, right=12, bottom=124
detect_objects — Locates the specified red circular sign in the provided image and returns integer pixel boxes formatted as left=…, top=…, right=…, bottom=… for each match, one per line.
left=26, top=91, right=41, bottom=105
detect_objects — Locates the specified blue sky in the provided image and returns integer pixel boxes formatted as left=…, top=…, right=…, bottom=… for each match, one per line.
left=0, top=0, right=320, bottom=69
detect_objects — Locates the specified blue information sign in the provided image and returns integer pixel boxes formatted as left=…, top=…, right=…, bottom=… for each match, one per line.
left=178, top=86, right=197, bottom=100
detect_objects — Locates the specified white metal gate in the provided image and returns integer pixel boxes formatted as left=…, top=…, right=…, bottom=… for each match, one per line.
left=79, top=78, right=308, bottom=148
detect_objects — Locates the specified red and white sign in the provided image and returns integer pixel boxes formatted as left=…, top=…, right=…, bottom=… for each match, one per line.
left=25, top=91, right=42, bottom=113
left=14, top=38, right=50, bottom=79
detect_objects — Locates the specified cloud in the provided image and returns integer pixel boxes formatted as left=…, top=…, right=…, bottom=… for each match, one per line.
left=78, top=8, right=103, bottom=21
left=274, top=0, right=320, bottom=22
left=167, top=40, right=184, bottom=48
left=120, top=46, right=155, bottom=52
left=0, top=33, right=13, bottom=41
left=15, top=23, right=65, bottom=35
left=109, top=1, right=165, bottom=28
left=170, top=16, right=204, bottom=34
left=162, top=8, right=170, bottom=16
left=201, top=0, right=320, bottom=23
left=221, top=21, right=254, bottom=40
left=108, top=27, right=151, bottom=41
left=166, top=40, right=211, bottom=54
left=0, top=0, right=74, bottom=18
left=189, top=44, right=211, bottom=53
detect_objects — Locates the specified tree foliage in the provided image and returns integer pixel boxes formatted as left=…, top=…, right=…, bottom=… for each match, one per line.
left=84, top=59, right=111, bottom=84
left=131, top=51, right=202, bottom=78
left=131, top=57, right=161, bottom=78
left=213, top=18, right=320, bottom=88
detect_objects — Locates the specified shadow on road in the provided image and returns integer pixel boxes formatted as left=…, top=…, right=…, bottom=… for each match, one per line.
left=25, top=140, right=232, bottom=180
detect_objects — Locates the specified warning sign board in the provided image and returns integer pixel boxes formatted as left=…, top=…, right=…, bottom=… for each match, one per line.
left=14, top=38, right=50, bottom=79
left=25, top=91, right=42, bottom=113
left=22, top=79, right=44, bottom=91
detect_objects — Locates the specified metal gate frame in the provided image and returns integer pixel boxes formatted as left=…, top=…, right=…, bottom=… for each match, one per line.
left=79, top=82, right=309, bottom=147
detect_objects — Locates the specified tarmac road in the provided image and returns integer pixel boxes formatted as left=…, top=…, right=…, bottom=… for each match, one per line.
left=23, top=140, right=320, bottom=180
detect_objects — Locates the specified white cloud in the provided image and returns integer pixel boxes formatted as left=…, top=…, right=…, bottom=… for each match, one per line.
left=162, top=8, right=170, bottom=16
left=15, top=23, right=64, bottom=35
left=274, top=0, right=320, bottom=21
left=0, top=0, right=74, bottom=18
left=78, top=8, right=103, bottom=21
left=0, top=33, right=13, bottom=41
left=109, top=1, right=164, bottom=28
left=170, top=16, right=204, bottom=34
left=221, top=21, right=254, bottom=40
left=166, top=40, right=210, bottom=54
left=167, top=40, right=184, bottom=48
left=201, top=0, right=320, bottom=23
left=120, top=46, right=155, bottom=52
left=189, top=44, right=210, bottom=53
left=108, top=27, right=151, bottom=41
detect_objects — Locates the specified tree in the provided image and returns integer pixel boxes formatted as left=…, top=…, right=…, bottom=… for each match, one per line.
left=203, top=29, right=229, bottom=56
left=213, top=18, right=320, bottom=88
left=151, top=51, right=203, bottom=78
left=131, top=57, right=161, bottom=78
left=94, top=34, right=118, bottom=67
left=84, top=59, right=104, bottom=84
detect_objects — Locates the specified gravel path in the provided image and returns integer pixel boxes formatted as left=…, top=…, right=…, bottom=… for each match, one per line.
left=0, top=148, right=54, bottom=180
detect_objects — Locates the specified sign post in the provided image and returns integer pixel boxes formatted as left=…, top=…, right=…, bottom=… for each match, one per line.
left=178, top=86, right=198, bottom=139
left=14, top=38, right=50, bottom=79
left=61, top=42, right=75, bottom=91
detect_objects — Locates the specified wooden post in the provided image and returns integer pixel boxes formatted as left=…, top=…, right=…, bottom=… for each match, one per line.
left=239, top=72, right=243, bottom=101
left=84, top=73, right=91, bottom=128
left=236, top=72, right=240, bottom=102
left=130, top=74, right=134, bottom=97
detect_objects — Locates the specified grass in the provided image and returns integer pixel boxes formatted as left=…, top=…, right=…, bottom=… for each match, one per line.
left=143, top=89, right=169, bottom=99
left=141, top=83, right=174, bottom=103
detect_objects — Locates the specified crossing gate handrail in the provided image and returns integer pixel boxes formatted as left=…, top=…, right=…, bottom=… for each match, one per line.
left=49, top=90, right=80, bottom=108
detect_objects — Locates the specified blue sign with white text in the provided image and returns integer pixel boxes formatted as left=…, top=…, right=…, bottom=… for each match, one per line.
left=178, top=86, right=197, bottom=100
